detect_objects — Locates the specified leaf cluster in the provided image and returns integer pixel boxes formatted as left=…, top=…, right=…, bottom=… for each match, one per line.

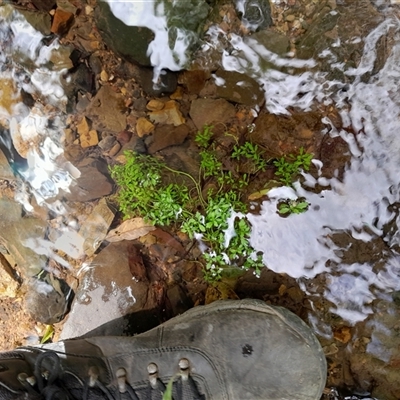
left=110, top=125, right=268, bottom=283
left=109, top=153, right=189, bottom=226
left=273, top=147, right=313, bottom=187
left=278, top=199, right=309, bottom=215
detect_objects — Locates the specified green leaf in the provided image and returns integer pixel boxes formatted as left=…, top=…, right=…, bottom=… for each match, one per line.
left=40, top=325, right=54, bottom=344
left=162, top=376, right=175, bottom=400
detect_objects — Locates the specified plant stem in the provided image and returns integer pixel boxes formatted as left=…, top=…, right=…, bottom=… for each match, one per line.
left=163, top=165, right=206, bottom=208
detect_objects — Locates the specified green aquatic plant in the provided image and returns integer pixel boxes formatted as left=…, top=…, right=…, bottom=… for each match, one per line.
left=273, top=147, right=313, bottom=187
left=278, top=199, right=309, bottom=215
left=110, top=126, right=268, bottom=283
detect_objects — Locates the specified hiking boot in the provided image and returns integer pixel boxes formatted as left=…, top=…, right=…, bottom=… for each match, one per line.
left=0, top=299, right=327, bottom=399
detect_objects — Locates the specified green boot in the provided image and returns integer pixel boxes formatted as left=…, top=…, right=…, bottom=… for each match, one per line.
left=0, top=299, right=326, bottom=399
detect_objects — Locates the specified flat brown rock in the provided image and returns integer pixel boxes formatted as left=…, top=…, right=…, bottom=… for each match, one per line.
left=147, top=124, right=190, bottom=154
left=189, top=98, right=236, bottom=130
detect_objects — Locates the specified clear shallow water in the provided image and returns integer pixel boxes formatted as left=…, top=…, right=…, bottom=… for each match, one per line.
left=2, top=1, right=400, bottom=395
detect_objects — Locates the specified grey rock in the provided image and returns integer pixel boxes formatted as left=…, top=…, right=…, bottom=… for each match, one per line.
left=138, top=67, right=178, bottom=96
left=296, top=1, right=383, bottom=79
left=98, top=135, right=116, bottom=152
left=0, top=148, right=15, bottom=181
left=248, top=30, right=290, bottom=56
left=214, top=70, right=264, bottom=107
left=25, top=275, right=69, bottom=324
left=237, top=0, right=272, bottom=32
left=18, top=9, right=52, bottom=36
left=0, top=197, right=47, bottom=277
left=67, top=157, right=114, bottom=202
left=78, top=198, right=115, bottom=257
left=189, top=98, right=236, bottom=130
left=94, top=1, right=154, bottom=67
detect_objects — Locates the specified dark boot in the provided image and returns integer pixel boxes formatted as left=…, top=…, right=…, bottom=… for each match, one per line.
left=0, top=299, right=327, bottom=399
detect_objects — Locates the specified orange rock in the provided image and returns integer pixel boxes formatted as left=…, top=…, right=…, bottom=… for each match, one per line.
left=51, top=9, right=74, bottom=36
left=148, top=100, right=185, bottom=126
left=333, top=326, right=352, bottom=343
left=80, top=130, right=98, bottom=148
left=136, top=117, right=155, bottom=137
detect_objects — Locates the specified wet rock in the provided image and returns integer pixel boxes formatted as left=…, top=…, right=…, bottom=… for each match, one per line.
left=0, top=197, right=47, bottom=277
left=86, top=85, right=127, bottom=132
left=0, top=148, right=15, bottom=181
left=51, top=8, right=74, bottom=36
left=319, top=134, right=351, bottom=180
left=136, top=117, right=155, bottom=137
left=296, top=1, right=383, bottom=78
left=148, top=100, right=185, bottom=126
left=147, top=124, right=190, bottom=154
left=25, top=274, right=69, bottom=324
left=189, top=98, right=236, bottom=130
left=19, top=9, right=52, bottom=36
left=237, top=0, right=272, bottom=32
left=69, top=63, right=96, bottom=95
left=94, top=1, right=154, bottom=67
left=139, top=68, right=178, bottom=96
left=56, top=0, right=77, bottom=15
left=161, top=142, right=201, bottom=184
left=67, top=157, right=113, bottom=202
left=49, top=45, right=74, bottom=70
left=248, top=110, right=324, bottom=157
left=348, top=300, right=400, bottom=399
left=31, top=0, right=56, bottom=12
left=180, top=70, right=207, bottom=94
left=60, top=241, right=162, bottom=338
left=78, top=198, right=115, bottom=257
left=214, top=70, right=264, bottom=107
left=248, top=29, right=290, bottom=55
left=64, top=144, right=84, bottom=162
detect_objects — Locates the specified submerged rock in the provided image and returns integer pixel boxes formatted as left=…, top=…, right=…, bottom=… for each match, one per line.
left=78, top=198, right=115, bottom=257
left=60, top=241, right=163, bottom=339
left=236, top=0, right=272, bottom=32
left=248, top=110, right=325, bottom=157
left=214, top=70, right=264, bottom=107
left=67, top=157, right=113, bottom=202
left=25, top=274, right=69, bottom=324
left=0, top=197, right=47, bottom=277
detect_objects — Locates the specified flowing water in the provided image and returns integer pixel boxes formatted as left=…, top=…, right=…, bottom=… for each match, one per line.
left=2, top=0, right=400, bottom=398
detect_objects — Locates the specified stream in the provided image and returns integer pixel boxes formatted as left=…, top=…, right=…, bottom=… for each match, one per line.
left=0, top=0, right=400, bottom=398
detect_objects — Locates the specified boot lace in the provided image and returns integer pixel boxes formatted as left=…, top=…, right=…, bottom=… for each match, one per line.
left=16, top=351, right=205, bottom=400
